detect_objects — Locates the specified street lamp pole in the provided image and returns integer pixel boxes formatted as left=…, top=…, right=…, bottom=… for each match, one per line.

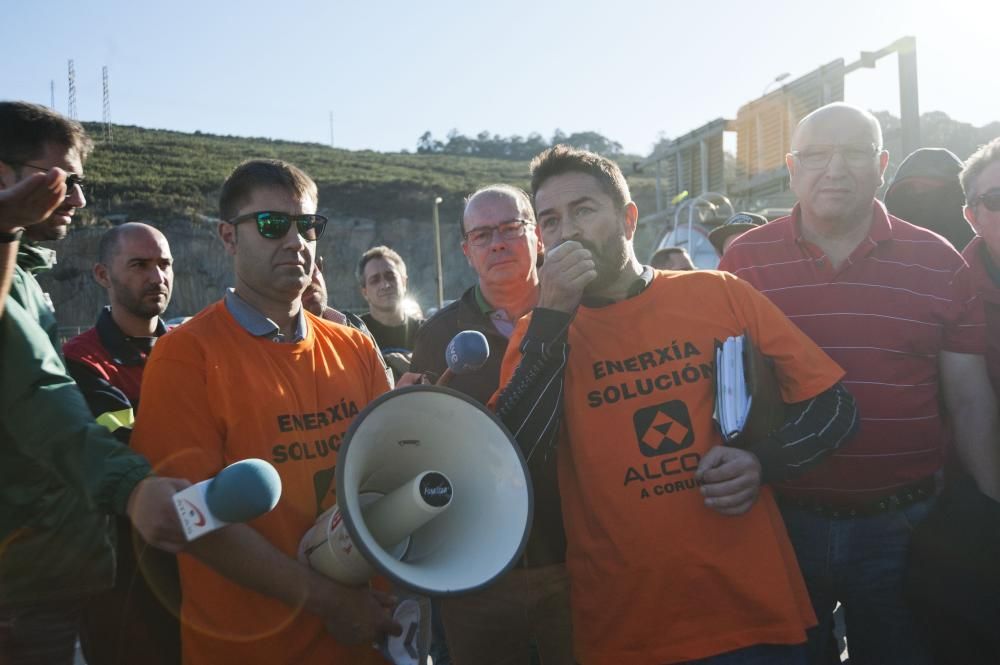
left=762, top=72, right=791, bottom=97
left=433, top=196, right=444, bottom=309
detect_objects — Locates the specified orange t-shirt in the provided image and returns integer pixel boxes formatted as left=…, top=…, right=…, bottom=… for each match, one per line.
left=132, top=301, right=391, bottom=665
left=498, top=270, right=844, bottom=664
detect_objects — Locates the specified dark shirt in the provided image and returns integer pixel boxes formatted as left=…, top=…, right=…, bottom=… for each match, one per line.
left=360, top=313, right=422, bottom=351
left=63, top=306, right=166, bottom=443
left=410, top=287, right=510, bottom=403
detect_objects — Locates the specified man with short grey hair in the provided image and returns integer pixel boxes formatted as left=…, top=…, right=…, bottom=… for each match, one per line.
left=721, top=103, right=1000, bottom=664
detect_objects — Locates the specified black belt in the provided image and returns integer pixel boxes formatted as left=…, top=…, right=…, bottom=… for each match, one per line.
left=777, top=476, right=937, bottom=519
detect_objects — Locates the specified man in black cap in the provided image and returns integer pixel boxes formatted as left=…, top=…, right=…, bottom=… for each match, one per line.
left=884, top=147, right=972, bottom=250
left=708, top=212, right=766, bottom=257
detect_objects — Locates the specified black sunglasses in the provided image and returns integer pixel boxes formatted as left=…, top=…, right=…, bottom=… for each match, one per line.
left=228, top=210, right=328, bottom=241
left=970, top=188, right=1000, bottom=213
left=7, top=161, right=85, bottom=196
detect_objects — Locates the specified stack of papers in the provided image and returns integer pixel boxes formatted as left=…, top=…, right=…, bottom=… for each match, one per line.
left=714, top=335, right=753, bottom=441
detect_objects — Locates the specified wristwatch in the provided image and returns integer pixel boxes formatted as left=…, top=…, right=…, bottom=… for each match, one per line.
left=0, top=228, right=24, bottom=243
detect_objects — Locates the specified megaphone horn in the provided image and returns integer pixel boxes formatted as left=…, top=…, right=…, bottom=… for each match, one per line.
left=300, top=385, right=533, bottom=597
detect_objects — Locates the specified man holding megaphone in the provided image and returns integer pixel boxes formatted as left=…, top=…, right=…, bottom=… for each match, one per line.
left=133, top=159, right=399, bottom=665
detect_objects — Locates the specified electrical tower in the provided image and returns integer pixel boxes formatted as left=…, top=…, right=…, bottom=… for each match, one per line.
left=67, top=60, right=77, bottom=120
left=102, top=66, right=112, bottom=143
left=50, top=80, right=55, bottom=109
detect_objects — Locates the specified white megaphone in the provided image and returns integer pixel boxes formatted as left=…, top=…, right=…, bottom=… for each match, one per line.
left=298, top=385, right=533, bottom=596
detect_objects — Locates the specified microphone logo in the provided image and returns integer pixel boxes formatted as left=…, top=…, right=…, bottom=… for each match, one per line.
left=180, top=499, right=207, bottom=527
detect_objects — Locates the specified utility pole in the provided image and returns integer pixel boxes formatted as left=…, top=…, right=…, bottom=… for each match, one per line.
left=329, top=111, right=334, bottom=148
left=50, top=80, right=55, bottom=109
left=102, top=66, right=113, bottom=143
left=67, top=60, right=77, bottom=120
left=433, top=197, right=444, bottom=308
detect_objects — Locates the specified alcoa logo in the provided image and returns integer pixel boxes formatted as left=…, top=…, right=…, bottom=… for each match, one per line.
left=633, top=400, right=695, bottom=457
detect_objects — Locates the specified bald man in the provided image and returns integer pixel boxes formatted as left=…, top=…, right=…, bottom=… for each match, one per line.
left=63, top=222, right=180, bottom=665
left=720, top=103, right=1000, bottom=664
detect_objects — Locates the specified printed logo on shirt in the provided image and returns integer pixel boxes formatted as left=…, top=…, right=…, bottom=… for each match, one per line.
left=633, top=400, right=694, bottom=456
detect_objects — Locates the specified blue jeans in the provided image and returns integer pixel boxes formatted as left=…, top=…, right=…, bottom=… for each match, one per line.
left=780, top=498, right=935, bottom=665
left=686, top=643, right=807, bottom=664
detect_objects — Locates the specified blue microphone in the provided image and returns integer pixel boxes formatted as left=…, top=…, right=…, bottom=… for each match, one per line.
left=173, top=458, right=283, bottom=540
left=445, top=330, right=490, bottom=375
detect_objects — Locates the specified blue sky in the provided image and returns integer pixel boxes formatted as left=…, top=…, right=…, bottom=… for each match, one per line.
left=3, top=0, right=996, bottom=155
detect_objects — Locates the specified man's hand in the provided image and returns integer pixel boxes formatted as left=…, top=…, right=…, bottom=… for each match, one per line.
left=126, top=476, right=192, bottom=553
left=537, top=240, right=597, bottom=313
left=395, top=371, right=427, bottom=388
left=0, top=169, right=67, bottom=232
left=696, top=446, right=762, bottom=516
left=383, top=351, right=412, bottom=378
left=315, top=581, right=402, bottom=645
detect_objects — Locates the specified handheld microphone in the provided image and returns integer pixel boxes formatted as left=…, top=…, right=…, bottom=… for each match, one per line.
left=172, top=458, right=282, bottom=541
left=438, top=331, right=490, bottom=385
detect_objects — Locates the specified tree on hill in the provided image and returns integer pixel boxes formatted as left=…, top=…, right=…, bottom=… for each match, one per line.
left=870, top=110, right=998, bottom=165
left=416, top=128, right=623, bottom=159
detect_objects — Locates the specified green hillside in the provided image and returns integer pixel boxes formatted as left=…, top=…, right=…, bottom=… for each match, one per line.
left=79, top=123, right=657, bottom=223
left=44, top=123, right=659, bottom=329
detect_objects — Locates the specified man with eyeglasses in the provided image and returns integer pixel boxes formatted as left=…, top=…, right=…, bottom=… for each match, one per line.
left=403, top=184, right=573, bottom=665
left=720, top=103, right=1000, bottom=664
left=131, top=159, right=400, bottom=665
left=0, top=101, right=189, bottom=665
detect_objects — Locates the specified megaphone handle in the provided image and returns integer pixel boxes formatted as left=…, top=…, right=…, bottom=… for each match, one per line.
left=436, top=369, right=454, bottom=387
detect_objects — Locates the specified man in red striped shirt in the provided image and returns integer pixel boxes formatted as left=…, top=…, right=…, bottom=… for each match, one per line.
left=720, top=103, right=1000, bottom=665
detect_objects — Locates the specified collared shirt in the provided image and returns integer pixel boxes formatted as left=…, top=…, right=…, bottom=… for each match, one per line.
left=720, top=201, right=985, bottom=505
left=473, top=284, right=516, bottom=338
left=96, top=305, right=165, bottom=365
left=224, top=288, right=307, bottom=343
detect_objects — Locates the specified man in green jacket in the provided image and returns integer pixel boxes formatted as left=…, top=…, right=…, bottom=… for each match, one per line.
left=0, top=100, right=188, bottom=664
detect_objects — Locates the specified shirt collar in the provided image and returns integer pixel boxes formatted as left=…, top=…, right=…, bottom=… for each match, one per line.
left=472, top=284, right=517, bottom=337
left=224, top=288, right=308, bottom=343
left=473, top=284, right=493, bottom=315
left=16, top=242, right=57, bottom=275
left=580, top=265, right=655, bottom=308
left=790, top=200, right=894, bottom=244
left=96, top=305, right=167, bottom=365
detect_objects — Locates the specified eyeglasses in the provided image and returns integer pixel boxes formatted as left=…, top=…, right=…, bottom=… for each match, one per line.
left=463, top=219, right=533, bottom=247
left=7, top=162, right=85, bottom=196
left=790, top=143, right=881, bottom=170
left=969, top=188, right=1000, bottom=213
left=228, top=210, right=328, bottom=241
